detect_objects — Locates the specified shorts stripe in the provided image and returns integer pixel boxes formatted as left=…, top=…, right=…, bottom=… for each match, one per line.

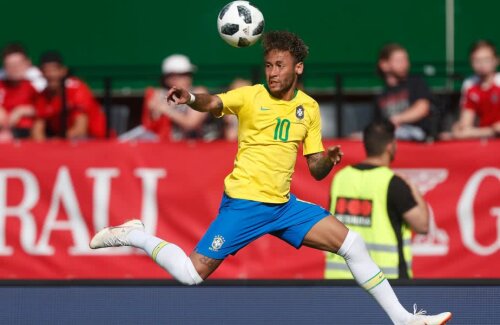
left=295, top=198, right=315, bottom=205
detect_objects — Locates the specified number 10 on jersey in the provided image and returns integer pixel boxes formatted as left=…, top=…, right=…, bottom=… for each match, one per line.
left=274, top=118, right=291, bottom=142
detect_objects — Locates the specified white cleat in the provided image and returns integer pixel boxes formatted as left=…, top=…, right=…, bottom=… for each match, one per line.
left=89, top=219, right=144, bottom=249
left=406, top=304, right=452, bottom=325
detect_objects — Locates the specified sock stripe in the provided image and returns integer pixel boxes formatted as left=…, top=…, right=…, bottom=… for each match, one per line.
left=362, top=271, right=386, bottom=291
left=152, top=241, right=169, bottom=262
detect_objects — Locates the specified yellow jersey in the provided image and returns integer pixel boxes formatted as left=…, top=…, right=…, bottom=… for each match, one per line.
left=216, top=84, right=324, bottom=203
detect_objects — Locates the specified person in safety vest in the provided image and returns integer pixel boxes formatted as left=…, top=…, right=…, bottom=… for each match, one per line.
left=326, top=119, right=429, bottom=279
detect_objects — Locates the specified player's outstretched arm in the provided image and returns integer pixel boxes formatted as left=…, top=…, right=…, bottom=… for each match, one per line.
left=306, top=145, right=343, bottom=180
left=166, top=86, right=223, bottom=116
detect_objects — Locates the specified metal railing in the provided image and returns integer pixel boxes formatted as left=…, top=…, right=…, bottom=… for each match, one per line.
left=69, top=61, right=472, bottom=138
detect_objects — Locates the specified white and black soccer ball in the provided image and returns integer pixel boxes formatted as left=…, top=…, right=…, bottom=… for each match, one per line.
left=217, top=1, right=265, bottom=48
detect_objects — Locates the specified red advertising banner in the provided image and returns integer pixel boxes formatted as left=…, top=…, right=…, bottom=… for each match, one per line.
left=0, top=140, right=499, bottom=279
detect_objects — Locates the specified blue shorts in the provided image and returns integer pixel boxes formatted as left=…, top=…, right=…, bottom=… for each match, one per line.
left=195, top=193, right=330, bottom=259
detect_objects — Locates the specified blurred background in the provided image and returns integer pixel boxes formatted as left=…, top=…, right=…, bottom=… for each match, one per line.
left=0, top=1, right=499, bottom=323
left=0, top=0, right=498, bottom=276
left=0, top=0, right=498, bottom=138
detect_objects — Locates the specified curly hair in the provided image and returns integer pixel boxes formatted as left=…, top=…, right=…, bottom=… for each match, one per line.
left=262, top=31, right=309, bottom=63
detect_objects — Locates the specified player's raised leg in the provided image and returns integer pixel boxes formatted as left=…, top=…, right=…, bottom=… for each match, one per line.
left=89, top=219, right=222, bottom=284
left=302, top=216, right=452, bottom=325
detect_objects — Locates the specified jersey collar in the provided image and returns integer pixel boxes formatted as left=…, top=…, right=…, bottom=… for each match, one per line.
left=264, top=84, right=299, bottom=101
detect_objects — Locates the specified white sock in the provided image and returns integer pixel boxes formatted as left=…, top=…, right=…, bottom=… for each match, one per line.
left=338, top=230, right=411, bottom=325
left=127, top=230, right=203, bottom=285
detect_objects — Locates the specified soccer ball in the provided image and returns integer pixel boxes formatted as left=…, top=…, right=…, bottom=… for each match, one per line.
left=217, top=1, right=265, bottom=48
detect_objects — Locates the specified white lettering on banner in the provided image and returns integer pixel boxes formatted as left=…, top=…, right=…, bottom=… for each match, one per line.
left=82, top=168, right=167, bottom=256
left=412, top=206, right=450, bottom=256
left=35, top=167, right=90, bottom=255
left=395, top=168, right=450, bottom=256
left=0, top=169, right=39, bottom=256
left=0, top=166, right=168, bottom=256
left=134, top=169, right=167, bottom=236
left=79, top=168, right=136, bottom=256
left=458, top=167, right=500, bottom=255
left=86, top=168, right=120, bottom=232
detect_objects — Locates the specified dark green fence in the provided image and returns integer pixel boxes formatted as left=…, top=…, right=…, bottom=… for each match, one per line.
left=1, top=0, right=498, bottom=91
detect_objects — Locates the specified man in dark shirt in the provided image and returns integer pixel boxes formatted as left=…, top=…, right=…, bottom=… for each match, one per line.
left=376, top=44, right=433, bottom=141
left=326, top=119, right=429, bottom=279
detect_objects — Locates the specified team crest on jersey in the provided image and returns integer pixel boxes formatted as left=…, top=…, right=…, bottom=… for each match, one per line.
left=296, top=105, right=304, bottom=119
left=210, top=235, right=225, bottom=251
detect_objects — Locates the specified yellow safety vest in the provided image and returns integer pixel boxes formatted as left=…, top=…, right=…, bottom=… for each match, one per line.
left=325, top=165, right=413, bottom=279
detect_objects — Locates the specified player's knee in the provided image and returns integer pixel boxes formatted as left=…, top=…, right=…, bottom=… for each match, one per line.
left=347, top=230, right=362, bottom=244
left=189, top=252, right=222, bottom=280
left=177, top=277, right=198, bottom=286
left=337, top=230, right=366, bottom=258
left=167, top=258, right=204, bottom=286
left=181, top=258, right=204, bottom=286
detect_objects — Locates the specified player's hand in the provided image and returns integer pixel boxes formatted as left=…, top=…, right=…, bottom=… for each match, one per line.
left=326, top=145, right=343, bottom=166
left=165, top=87, right=190, bottom=105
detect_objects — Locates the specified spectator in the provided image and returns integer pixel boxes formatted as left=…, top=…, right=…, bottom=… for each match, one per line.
left=32, top=51, right=106, bottom=140
left=448, top=40, right=500, bottom=139
left=0, top=43, right=46, bottom=92
left=0, top=44, right=39, bottom=139
left=376, top=43, right=433, bottom=141
left=136, top=54, right=219, bottom=141
left=223, top=78, right=251, bottom=141
left=325, top=119, right=429, bottom=279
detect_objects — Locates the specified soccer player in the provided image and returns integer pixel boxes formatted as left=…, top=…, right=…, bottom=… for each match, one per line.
left=90, top=31, right=451, bottom=325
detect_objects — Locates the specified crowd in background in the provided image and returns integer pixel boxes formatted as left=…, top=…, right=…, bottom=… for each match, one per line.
left=0, top=40, right=498, bottom=143
left=0, top=45, right=105, bottom=141
left=374, top=40, right=500, bottom=141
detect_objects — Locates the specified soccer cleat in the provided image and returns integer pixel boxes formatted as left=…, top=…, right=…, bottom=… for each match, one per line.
left=89, top=219, right=144, bottom=249
left=406, top=304, right=452, bottom=325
